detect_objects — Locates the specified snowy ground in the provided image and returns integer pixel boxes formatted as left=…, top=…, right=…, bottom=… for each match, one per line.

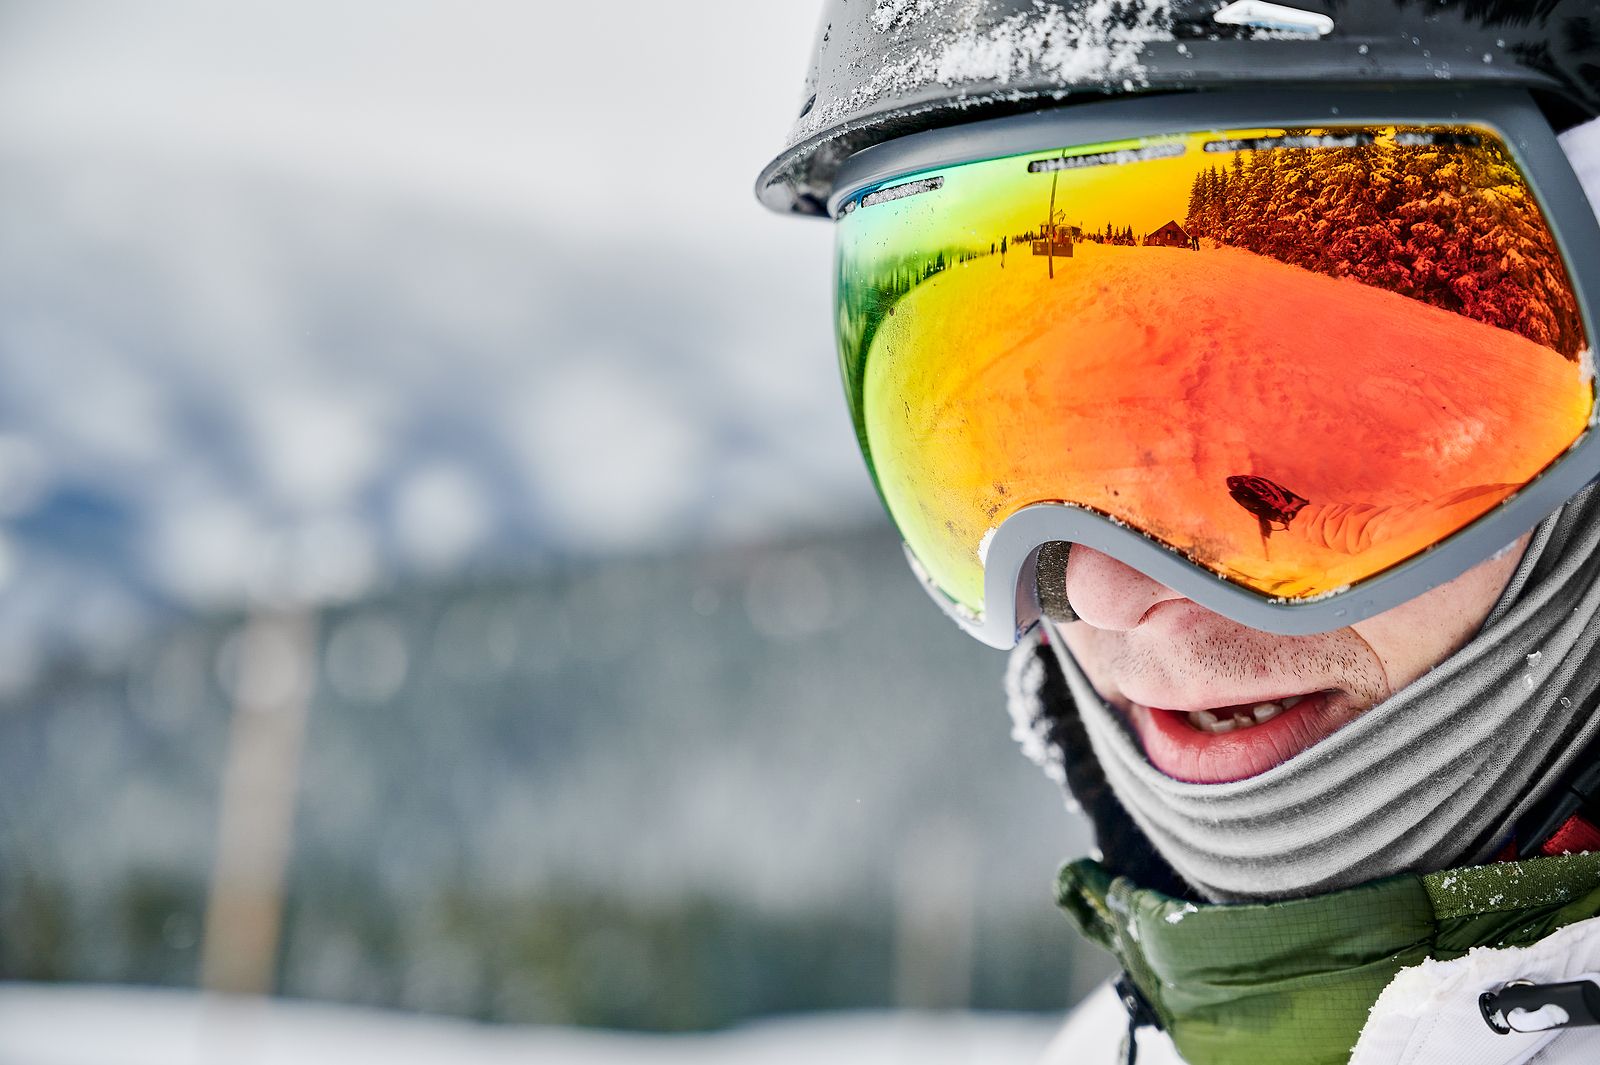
left=874, top=240, right=1588, bottom=605
left=0, top=986, right=1061, bottom=1065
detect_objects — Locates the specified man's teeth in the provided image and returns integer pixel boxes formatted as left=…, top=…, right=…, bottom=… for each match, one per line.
left=1188, top=694, right=1305, bottom=734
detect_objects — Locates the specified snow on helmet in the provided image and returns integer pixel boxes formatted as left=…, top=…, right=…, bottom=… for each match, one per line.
left=756, top=0, right=1600, bottom=218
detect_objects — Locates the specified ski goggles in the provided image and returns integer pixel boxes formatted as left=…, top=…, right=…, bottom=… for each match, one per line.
left=830, top=90, right=1600, bottom=647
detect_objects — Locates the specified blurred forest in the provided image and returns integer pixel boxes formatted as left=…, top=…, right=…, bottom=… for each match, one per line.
left=0, top=528, right=1110, bottom=1030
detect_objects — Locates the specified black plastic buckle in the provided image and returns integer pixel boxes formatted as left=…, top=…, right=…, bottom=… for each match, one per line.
left=1480, top=978, right=1600, bottom=1034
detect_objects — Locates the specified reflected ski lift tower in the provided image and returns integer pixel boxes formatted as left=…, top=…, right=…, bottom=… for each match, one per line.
left=1039, top=147, right=1073, bottom=278
left=1045, top=148, right=1062, bottom=279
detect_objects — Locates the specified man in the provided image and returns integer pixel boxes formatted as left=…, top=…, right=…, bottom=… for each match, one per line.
left=757, top=2, right=1600, bottom=1063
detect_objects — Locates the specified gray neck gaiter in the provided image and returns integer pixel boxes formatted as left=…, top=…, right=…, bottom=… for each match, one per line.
left=1043, top=485, right=1600, bottom=903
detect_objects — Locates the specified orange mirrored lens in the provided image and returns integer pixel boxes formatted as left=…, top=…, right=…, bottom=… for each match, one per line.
left=836, top=127, right=1594, bottom=614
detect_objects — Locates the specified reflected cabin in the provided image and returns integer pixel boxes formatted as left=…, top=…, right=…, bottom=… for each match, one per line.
left=1145, top=220, right=1192, bottom=248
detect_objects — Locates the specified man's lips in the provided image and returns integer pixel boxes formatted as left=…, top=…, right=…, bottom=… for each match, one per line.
left=1123, top=689, right=1363, bottom=783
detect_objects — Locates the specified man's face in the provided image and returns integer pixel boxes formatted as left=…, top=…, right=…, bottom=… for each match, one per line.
left=1055, top=535, right=1531, bottom=783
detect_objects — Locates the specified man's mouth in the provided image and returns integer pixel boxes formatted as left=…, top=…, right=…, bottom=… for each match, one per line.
left=1184, top=693, right=1306, bottom=733
left=1123, top=689, right=1360, bottom=783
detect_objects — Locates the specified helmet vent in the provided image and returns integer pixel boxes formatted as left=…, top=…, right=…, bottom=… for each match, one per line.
left=1029, top=141, right=1186, bottom=173
left=1212, top=1, right=1334, bottom=38
left=844, top=175, right=944, bottom=216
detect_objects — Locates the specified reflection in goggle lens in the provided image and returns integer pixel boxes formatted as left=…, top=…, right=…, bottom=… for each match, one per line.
left=836, top=126, right=1594, bottom=618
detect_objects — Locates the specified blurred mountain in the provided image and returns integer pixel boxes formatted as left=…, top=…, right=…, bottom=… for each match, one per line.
left=0, top=149, right=859, bottom=688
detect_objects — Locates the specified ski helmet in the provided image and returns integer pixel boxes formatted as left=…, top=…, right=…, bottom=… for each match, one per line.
left=757, top=0, right=1600, bottom=218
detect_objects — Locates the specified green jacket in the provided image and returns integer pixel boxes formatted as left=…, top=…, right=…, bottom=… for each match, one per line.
left=1056, top=851, right=1600, bottom=1065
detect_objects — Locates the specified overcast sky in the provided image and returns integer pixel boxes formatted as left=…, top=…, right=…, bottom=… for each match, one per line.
left=0, top=1, right=828, bottom=252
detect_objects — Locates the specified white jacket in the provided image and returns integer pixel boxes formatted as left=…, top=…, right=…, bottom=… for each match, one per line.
left=1041, top=915, right=1600, bottom=1065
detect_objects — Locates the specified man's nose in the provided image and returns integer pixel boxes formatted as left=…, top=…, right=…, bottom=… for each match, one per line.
left=1061, top=545, right=1188, bottom=631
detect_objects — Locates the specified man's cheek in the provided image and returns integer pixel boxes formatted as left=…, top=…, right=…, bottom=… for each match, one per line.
left=1350, top=533, right=1528, bottom=692
left=1056, top=625, right=1122, bottom=701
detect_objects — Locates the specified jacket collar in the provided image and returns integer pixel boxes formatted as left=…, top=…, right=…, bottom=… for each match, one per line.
left=1057, top=851, right=1600, bottom=1065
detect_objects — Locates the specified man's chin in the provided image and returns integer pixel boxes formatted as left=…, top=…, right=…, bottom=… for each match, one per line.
left=1123, top=690, right=1367, bottom=783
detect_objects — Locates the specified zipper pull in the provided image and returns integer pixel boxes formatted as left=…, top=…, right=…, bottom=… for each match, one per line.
left=1115, top=972, right=1162, bottom=1064
left=1480, top=978, right=1600, bottom=1034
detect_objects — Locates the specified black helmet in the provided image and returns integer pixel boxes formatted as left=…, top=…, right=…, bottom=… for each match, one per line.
left=756, top=0, right=1600, bottom=217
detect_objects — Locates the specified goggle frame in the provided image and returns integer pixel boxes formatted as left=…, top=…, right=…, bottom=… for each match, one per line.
left=830, top=88, right=1600, bottom=648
